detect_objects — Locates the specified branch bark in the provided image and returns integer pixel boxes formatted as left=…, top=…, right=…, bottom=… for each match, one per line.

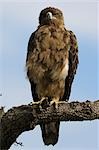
left=0, top=100, right=99, bottom=150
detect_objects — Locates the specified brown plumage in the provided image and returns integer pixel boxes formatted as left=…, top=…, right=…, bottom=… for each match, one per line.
left=26, top=7, right=79, bottom=146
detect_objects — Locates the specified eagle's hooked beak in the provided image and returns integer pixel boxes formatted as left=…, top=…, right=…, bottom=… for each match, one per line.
left=47, top=12, right=53, bottom=20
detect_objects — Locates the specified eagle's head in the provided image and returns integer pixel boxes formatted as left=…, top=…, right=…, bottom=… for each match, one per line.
left=39, top=7, right=64, bottom=27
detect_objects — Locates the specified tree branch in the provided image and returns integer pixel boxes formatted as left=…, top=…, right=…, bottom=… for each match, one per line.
left=0, top=100, right=99, bottom=149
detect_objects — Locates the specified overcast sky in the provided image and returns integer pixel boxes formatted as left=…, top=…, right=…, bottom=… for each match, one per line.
left=0, top=0, right=99, bottom=150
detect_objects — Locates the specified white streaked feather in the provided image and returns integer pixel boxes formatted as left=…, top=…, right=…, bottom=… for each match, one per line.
left=60, top=59, right=69, bottom=80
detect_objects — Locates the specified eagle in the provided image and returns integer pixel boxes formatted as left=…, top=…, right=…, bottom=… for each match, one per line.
left=26, top=7, right=79, bottom=146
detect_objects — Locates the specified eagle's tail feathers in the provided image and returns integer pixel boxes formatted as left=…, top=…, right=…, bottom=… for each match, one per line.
left=40, top=121, right=60, bottom=146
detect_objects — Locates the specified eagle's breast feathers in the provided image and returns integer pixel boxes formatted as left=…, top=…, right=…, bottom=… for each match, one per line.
left=26, top=25, right=73, bottom=100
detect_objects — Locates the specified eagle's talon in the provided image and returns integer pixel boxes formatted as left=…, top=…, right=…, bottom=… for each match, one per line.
left=32, top=101, right=41, bottom=110
left=50, top=99, right=59, bottom=109
left=32, top=101, right=44, bottom=111
left=40, top=97, right=50, bottom=109
left=32, top=97, right=48, bottom=110
left=39, top=104, right=43, bottom=110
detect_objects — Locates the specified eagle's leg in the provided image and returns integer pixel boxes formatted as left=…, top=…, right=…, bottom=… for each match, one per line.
left=50, top=98, right=59, bottom=109
left=32, top=100, right=41, bottom=109
left=32, top=97, right=49, bottom=109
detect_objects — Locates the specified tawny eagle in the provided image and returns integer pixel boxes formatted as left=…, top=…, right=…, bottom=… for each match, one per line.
left=26, top=7, right=79, bottom=146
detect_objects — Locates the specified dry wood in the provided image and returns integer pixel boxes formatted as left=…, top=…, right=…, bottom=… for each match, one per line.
left=0, top=100, right=99, bottom=149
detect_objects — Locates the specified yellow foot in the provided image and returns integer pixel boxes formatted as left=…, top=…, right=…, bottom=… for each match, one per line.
left=50, top=99, right=68, bottom=109
left=32, top=97, right=48, bottom=109
left=32, top=97, right=47, bottom=104
left=40, top=97, right=48, bottom=103
left=50, top=98, right=59, bottom=109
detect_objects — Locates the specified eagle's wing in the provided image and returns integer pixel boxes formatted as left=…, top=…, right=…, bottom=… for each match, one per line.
left=26, top=30, right=79, bottom=101
left=62, top=30, right=79, bottom=100
left=26, top=29, right=78, bottom=146
left=26, top=30, right=60, bottom=146
left=26, top=31, right=40, bottom=101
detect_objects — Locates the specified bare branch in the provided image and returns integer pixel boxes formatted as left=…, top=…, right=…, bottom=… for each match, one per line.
left=0, top=100, right=99, bottom=149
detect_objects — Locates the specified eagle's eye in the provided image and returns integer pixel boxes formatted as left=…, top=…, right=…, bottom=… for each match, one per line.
left=46, top=12, right=53, bottom=20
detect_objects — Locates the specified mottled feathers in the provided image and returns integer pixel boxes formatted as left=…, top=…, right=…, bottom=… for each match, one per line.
left=26, top=7, right=78, bottom=145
